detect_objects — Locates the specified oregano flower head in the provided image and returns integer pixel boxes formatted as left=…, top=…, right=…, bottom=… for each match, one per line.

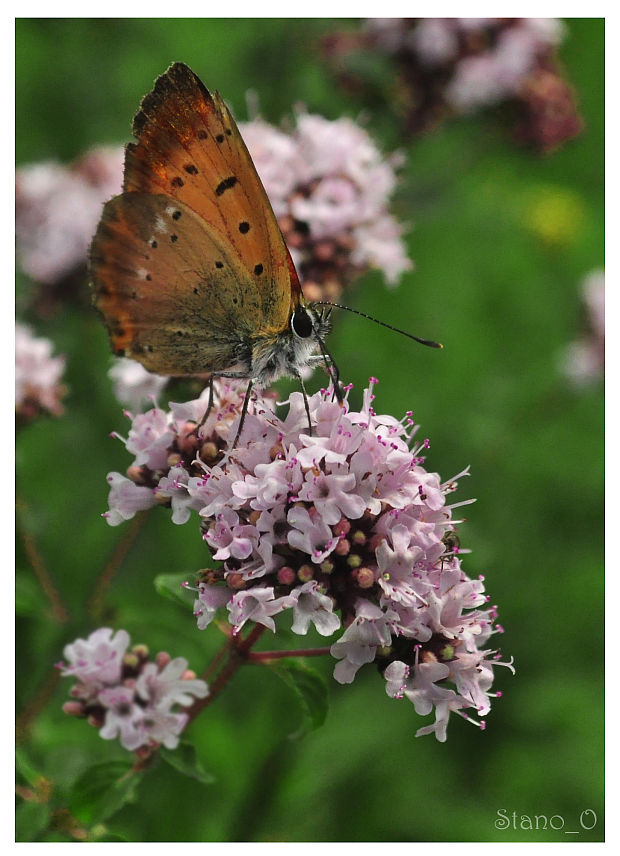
left=104, top=378, right=513, bottom=740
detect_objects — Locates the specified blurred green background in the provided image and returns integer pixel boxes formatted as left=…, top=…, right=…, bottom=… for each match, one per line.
left=16, top=18, right=603, bottom=842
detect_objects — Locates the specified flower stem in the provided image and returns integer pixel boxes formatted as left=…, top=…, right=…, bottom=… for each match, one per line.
left=246, top=647, right=332, bottom=662
left=186, top=624, right=266, bottom=723
left=16, top=493, right=68, bottom=624
left=87, top=511, right=149, bottom=621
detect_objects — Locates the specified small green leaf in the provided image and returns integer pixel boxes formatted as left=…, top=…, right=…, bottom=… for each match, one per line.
left=15, top=572, right=45, bottom=617
left=16, top=747, right=44, bottom=788
left=154, top=572, right=194, bottom=607
left=270, top=659, right=329, bottom=739
left=159, top=742, right=215, bottom=785
left=90, top=824, right=130, bottom=842
left=15, top=799, right=51, bottom=842
left=68, top=760, right=141, bottom=824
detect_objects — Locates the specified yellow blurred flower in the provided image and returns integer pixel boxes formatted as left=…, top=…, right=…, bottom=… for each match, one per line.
left=521, top=185, right=586, bottom=246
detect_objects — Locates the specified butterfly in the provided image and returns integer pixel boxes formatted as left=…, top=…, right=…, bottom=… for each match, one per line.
left=89, top=62, right=337, bottom=440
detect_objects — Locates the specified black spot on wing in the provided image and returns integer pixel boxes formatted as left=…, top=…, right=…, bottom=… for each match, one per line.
left=239, top=221, right=250, bottom=234
left=254, top=263, right=263, bottom=276
left=171, top=176, right=184, bottom=187
left=215, top=176, right=238, bottom=196
left=184, top=164, right=199, bottom=175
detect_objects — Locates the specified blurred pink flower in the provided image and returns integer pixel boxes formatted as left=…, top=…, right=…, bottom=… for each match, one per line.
left=59, top=629, right=208, bottom=752
left=561, top=268, right=605, bottom=385
left=16, top=145, right=123, bottom=285
left=241, top=112, right=412, bottom=299
left=322, top=18, right=582, bottom=152
left=15, top=322, right=66, bottom=422
left=108, top=358, right=168, bottom=413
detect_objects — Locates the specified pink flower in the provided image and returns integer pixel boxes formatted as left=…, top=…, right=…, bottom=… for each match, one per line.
left=103, top=472, right=157, bottom=526
left=125, top=408, right=174, bottom=470
left=136, top=658, right=209, bottom=708
left=60, top=628, right=129, bottom=689
left=288, top=581, right=341, bottom=636
left=227, top=587, right=292, bottom=634
left=330, top=600, right=399, bottom=684
left=15, top=323, right=66, bottom=421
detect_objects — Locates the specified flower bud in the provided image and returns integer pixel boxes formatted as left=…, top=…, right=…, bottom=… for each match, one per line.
left=200, top=441, right=219, bottom=463
left=278, top=566, right=296, bottom=585
left=356, top=567, right=375, bottom=589
left=62, top=701, right=85, bottom=717
left=335, top=538, right=350, bottom=556
left=297, top=564, right=314, bottom=582
left=155, top=651, right=171, bottom=668
left=333, top=518, right=351, bottom=537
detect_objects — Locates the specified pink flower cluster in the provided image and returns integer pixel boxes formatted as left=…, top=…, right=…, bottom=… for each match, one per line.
left=59, top=628, right=208, bottom=751
left=104, top=378, right=512, bottom=740
left=15, top=323, right=66, bottom=423
left=16, top=146, right=123, bottom=287
left=240, top=114, right=412, bottom=299
left=322, top=18, right=582, bottom=152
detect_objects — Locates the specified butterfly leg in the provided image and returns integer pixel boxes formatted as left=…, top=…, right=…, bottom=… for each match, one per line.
left=294, top=371, right=313, bottom=436
left=189, top=375, right=215, bottom=438
left=229, top=379, right=254, bottom=449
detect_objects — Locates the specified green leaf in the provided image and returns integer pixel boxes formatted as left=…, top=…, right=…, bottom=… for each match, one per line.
left=159, top=742, right=215, bottom=785
left=16, top=747, right=44, bottom=788
left=15, top=572, right=45, bottom=617
left=154, top=572, right=194, bottom=607
left=15, top=799, right=51, bottom=842
left=90, top=824, right=130, bottom=842
left=68, top=760, right=141, bottom=824
left=270, top=660, right=329, bottom=739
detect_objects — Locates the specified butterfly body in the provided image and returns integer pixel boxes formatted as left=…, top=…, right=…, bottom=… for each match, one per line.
left=89, top=62, right=331, bottom=391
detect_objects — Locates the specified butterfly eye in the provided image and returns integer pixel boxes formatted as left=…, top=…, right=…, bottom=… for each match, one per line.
left=291, top=308, right=314, bottom=339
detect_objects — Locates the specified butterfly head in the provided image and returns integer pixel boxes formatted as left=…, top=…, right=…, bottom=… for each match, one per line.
left=250, top=300, right=340, bottom=397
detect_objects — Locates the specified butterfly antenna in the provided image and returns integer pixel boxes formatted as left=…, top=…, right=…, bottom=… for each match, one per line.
left=314, top=302, right=443, bottom=349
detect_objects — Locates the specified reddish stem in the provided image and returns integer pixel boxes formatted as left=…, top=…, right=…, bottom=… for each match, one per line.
left=247, top=647, right=332, bottom=662
left=88, top=511, right=149, bottom=620
left=185, top=624, right=266, bottom=724
left=16, top=494, right=68, bottom=624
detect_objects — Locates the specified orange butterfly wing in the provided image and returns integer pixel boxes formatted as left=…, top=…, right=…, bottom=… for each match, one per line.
left=125, top=63, right=302, bottom=320
left=91, top=192, right=264, bottom=374
left=90, top=62, right=303, bottom=376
